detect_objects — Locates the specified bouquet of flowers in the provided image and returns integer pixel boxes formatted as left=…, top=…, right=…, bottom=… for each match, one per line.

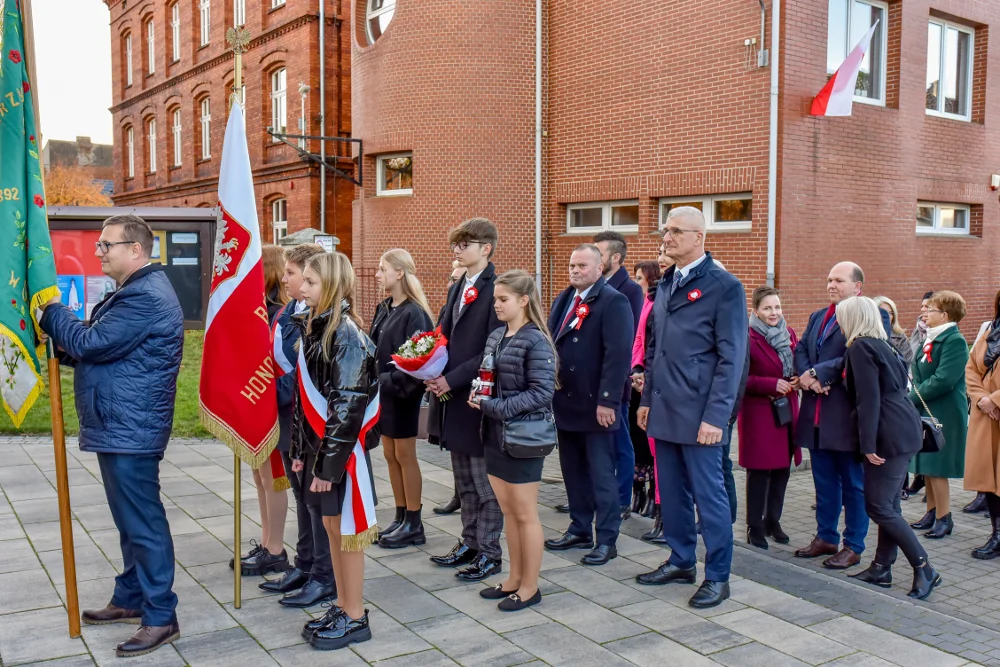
left=391, top=327, right=451, bottom=400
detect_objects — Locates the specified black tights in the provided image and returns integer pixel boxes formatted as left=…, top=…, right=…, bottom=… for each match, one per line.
left=986, top=493, right=1000, bottom=519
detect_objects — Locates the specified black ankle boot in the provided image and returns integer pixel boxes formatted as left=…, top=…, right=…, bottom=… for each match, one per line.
left=379, top=507, right=405, bottom=541
left=849, top=562, right=892, bottom=588
left=907, top=475, right=925, bottom=495
left=641, top=505, right=665, bottom=543
left=909, top=508, right=936, bottom=530
left=631, top=481, right=646, bottom=514
left=765, top=520, right=790, bottom=544
left=973, top=515, right=1000, bottom=560
left=924, top=512, right=953, bottom=539
left=746, top=526, right=768, bottom=550
left=963, top=492, right=988, bottom=514
left=379, top=507, right=425, bottom=548
left=640, top=481, right=656, bottom=518
left=908, top=559, right=941, bottom=600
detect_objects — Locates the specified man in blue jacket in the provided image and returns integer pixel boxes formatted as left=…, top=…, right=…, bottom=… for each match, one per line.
left=594, top=231, right=645, bottom=516
left=635, top=206, right=748, bottom=608
left=544, top=244, right=633, bottom=565
left=41, top=214, right=183, bottom=657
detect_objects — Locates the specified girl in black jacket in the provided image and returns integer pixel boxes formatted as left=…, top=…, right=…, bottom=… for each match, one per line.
left=839, top=296, right=941, bottom=600
left=470, top=270, right=557, bottom=612
left=370, top=249, right=435, bottom=548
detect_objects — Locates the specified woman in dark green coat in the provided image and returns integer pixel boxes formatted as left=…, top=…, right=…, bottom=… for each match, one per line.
left=909, top=290, right=969, bottom=540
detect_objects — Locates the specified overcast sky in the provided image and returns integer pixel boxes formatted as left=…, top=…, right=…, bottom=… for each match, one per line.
left=31, top=0, right=113, bottom=145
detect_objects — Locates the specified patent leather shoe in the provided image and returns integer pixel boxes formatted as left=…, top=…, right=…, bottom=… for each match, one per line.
left=240, top=547, right=290, bottom=576
left=456, top=553, right=501, bottom=581
left=641, top=507, right=665, bottom=543
left=688, top=580, right=730, bottom=608
left=430, top=542, right=478, bottom=567
left=301, top=603, right=342, bottom=640
left=116, top=622, right=180, bottom=657
left=907, top=560, right=941, bottom=600
left=379, top=507, right=405, bottom=539
left=910, top=509, right=936, bottom=530
left=964, top=492, right=988, bottom=514
left=849, top=562, right=892, bottom=588
left=230, top=540, right=264, bottom=570
left=635, top=562, right=697, bottom=586
left=260, top=567, right=309, bottom=593
left=279, top=579, right=337, bottom=608
left=310, top=609, right=372, bottom=651
left=973, top=515, right=1000, bottom=559
left=433, top=495, right=461, bottom=515
left=544, top=531, right=594, bottom=551
left=924, top=512, right=953, bottom=539
left=379, top=508, right=426, bottom=548
left=580, top=545, right=617, bottom=566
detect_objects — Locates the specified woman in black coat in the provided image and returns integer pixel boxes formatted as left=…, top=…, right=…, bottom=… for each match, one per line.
left=470, top=270, right=557, bottom=612
left=838, top=296, right=941, bottom=600
left=370, top=250, right=435, bottom=548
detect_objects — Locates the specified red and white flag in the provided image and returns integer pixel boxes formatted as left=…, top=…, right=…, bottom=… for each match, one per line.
left=199, top=97, right=279, bottom=467
left=811, top=21, right=879, bottom=117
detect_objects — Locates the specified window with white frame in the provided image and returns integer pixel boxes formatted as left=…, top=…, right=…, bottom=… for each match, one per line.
left=199, top=0, right=211, bottom=46
left=366, top=0, right=396, bottom=44
left=272, top=0, right=285, bottom=6
left=376, top=153, right=413, bottom=196
left=146, top=19, right=155, bottom=74
left=272, top=198, right=288, bottom=243
left=926, top=19, right=973, bottom=121
left=566, top=201, right=640, bottom=233
left=270, top=68, right=286, bottom=139
left=147, top=118, right=156, bottom=173
left=826, top=0, right=887, bottom=105
left=172, top=109, right=182, bottom=166
left=126, top=126, right=135, bottom=178
left=124, top=33, right=133, bottom=86
left=658, top=194, right=753, bottom=232
left=200, top=98, right=211, bottom=159
left=234, top=0, right=245, bottom=26
left=916, top=202, right=969, bottom=235
left=170, top=3, right=180, bottom=61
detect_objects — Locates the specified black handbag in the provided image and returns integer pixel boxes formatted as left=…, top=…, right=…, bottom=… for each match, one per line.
left=493, top=349, right=557, bottom=459
left=770, top=394, right=793, bottom=428
left=913, top=385, right=944, bottom=454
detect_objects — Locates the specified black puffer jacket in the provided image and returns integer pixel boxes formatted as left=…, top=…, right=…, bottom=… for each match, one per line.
left=480, top=323, right=557, bottom=423
left=290, top=304, right=380, bottom=482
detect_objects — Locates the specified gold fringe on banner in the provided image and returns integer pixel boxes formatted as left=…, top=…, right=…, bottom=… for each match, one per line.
left=272, top=476, right=291, bottom=492
left=341, top=524, right=378, bottom=552
left=199, top=402, right=279, bottom=470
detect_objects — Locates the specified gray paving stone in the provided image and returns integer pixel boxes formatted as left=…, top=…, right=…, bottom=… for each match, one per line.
left=376, top=549, right=483, bottom=592
left=712, top=608, right=853, bottom=665
left=0, top=567, right=63, bottom=614
left=728, top=579, right=841, bottom=626
left=269, top=642, right=370, bottom=666
left=22, top=519, right=92, bottom=553
left=432, top=585, right=550, bottom=634
left=171, top=569, right=241, bottom=636
left=819, top=655, right=899, bottom=667
left=17, top=656, right=98, bottom=667
left=171, top=531, right=232, bottom=567
left=341, top=607, right=431, bottom=662
left=72, top=505, right=116, bottom=532
left=169, top=493, right=233, bottom=520
left=711, top=641, right=814, bottom=666
left=810, top=616, right=968, bottom=667
left=0, top=514, right=25, bottom=541
left=0, top=607, right=89, bottom=665
left=535, top=591, right=645, bottom=643
left=174, top=627, right=278, bottom=666
left=81, top=622, right=185, bottom=667
left=615, top=598, right=750, bottom=654
left=11, top=497, right=62, bottom=524
left=362, top=575, right=458, bottom=624
left=184, top=562, right=274, bottom=605
left=408, top=612, right=530, bottom=666
left=369, top=648, right=460, bottom=667
left=224, top=596, right=311, bottom=650
left=0, top=537, right=41, bottom=574
left=39, top=544, right=118, bottom=584
left=503, top=621, right=635, bottom=666
left=541, top=565, right=652, bottom=608
left=603, top=631, right=719, bottom=666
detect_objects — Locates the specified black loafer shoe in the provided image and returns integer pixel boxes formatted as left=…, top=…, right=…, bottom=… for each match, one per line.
left=479, top=583, right=518, bottom=600
left=279, top=579, right=337, bottom=608
left=433, top=495, right=461, bottom=515
left=259, top=567, right=309, bottom=593
left=544, top=531, right=594, bottom=551
left=301, top=604, right=343, bottom=640
left=689, top=580, right=730, bottom=608
left=456, top=554, right=501, bottom=581
left=430, top=542, right=478, bottom=567
left=554, top=503, right=570, bottom=514
left=580, top=545, right=617, bottom=566
left=310, top=610, right=372, bottom=651
left=636, top=562, right=697, bottom=586
left=498, top=589, right=541, bottom=612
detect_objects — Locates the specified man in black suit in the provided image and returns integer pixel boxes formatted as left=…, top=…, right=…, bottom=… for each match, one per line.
left=544, top=244, right=633, bottom=565
left=426, top=218, right=503, bottom=581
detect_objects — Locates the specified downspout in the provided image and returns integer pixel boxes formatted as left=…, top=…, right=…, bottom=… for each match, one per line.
left=534, top=0, right=542, bottom=295
left=319, top=0, right=327, bottom=233
left=765, top=0, right=779, bottom=287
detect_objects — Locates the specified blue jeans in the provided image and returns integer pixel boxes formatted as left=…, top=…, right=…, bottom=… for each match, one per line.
left=615, top=403, right=635, bottom=506
left=811, top=447, right=868, bottom=554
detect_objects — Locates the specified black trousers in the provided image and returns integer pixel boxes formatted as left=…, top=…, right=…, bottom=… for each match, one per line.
left=864, top=454, right=928, bottom=568
left=986, top=493, right=1000, bottom=518
left=281, top=451, right=333, bottom=584
left=559, top=429, right=620, bottom=546
left=745, top=467, right=790, bottom=529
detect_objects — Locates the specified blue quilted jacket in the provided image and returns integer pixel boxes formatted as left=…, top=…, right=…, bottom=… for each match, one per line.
left=40, top=265, right=184, bottom=455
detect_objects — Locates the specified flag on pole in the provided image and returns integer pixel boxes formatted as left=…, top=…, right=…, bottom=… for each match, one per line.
left=0, top=0, right=59, bottom=427
left=811, top=21, right=880, bottom=117
left=199, top=97, right=279, bottom=466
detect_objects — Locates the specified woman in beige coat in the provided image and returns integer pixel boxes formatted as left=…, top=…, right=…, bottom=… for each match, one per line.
left=965, top=289, right=1000, bottom=560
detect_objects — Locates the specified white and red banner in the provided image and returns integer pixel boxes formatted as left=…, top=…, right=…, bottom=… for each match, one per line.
left=811, top=21, right=879, bottom=117
left=199, top=97, right=279, bottom=467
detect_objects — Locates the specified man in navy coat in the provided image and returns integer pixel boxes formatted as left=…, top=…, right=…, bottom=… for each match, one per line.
left=792, top=262, right=889, bottom=569
left=636, top=206, right=748, bottom=608
left=544, top=244, right=633, bottom=565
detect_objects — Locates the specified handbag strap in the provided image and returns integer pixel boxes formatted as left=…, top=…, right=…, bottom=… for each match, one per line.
left=913, top=385, right=941, bottom=426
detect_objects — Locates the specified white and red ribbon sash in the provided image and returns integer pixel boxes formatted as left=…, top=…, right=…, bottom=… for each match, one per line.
left=272, top=307, right=294, bottom=377
left=297, top=344, right=329, bottom=439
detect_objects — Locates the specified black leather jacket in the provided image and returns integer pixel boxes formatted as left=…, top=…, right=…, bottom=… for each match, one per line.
left=290, top=304, right=380, bottom=483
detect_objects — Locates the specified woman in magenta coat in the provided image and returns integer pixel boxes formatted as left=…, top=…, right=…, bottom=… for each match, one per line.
left=738, top=286, right=802, bottom=551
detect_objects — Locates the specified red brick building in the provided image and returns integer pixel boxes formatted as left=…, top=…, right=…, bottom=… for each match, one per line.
left=104, top=0, right=355, bottom=257
left=352, top=0, right=1000, bottom=331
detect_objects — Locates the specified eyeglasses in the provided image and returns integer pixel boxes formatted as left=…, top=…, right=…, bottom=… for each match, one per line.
left=450, top=240, right=485, bottom=252
left=662, top=227, right=700, bottom=239
left=95, top=240, right=137, bottom=254
left=925, top=308, right=945, bottom=315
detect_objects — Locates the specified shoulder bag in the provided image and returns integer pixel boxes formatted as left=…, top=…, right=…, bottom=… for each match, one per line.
left=494, top=339, right=558, bottom=459
left=770, top=393, right=793, bottom=428
left=913, top=385, right=944, bottom=454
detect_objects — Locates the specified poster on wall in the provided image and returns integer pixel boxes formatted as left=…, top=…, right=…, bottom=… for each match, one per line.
left=56, top=275, right=86, bottom=320
left=86, top=276, right=116, bottom=318
left=151, top=230, right=168, bottom=265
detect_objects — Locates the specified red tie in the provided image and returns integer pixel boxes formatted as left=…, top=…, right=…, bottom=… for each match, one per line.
left=561, top=295, right=582, bottom=333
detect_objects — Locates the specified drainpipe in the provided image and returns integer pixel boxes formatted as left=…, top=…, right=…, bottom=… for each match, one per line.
left=765, top=0, right=779, bottom=287
left=534, top=0, right=542, bottom=294
left=319, top=0, right=327, bottom=233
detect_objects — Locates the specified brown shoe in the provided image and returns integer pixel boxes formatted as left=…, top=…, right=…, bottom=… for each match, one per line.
left=115, top=622, right=180, bottom=657
left=81, top=603, right=141, bottom=626
left=823, top=547, right=861, bottom=570
left=794, top=537, right=838, bottom=559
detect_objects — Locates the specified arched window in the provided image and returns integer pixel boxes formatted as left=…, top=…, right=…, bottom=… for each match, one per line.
left=145, top=17, right=155, bottom=74
left=125, top=125, right=135, bottom=178
left=270, top=68, right=286, bottom=140
left=199, top=97, right=212, bottom=159
left=272, top=198, right=287, bottom=242
left=147, top=117, right=157, bottom=173
left=199, top=0, right=211, bottom=46
left=366, top=0, right=395, bottom=44
left=170, top=3, right=180, bottom=62
left=123, top=32, right=133, bottom=87
left=171, top=108, right=182, bottom=166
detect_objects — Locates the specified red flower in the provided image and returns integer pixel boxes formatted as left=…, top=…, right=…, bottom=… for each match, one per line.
left=29, top=134, right=35, bottom=144
left=10, top=299, right=16, bottom=307
left=9, top=50, right=21, bottom=64
left=33, top=194, right=44, bottom=208
left=463, top=286, right=478, bottom=305
left=22, top=81, right=29, bottom=94
left=687, top=289, right=702, bottom=302
left=19, top=320, right=26, bottom=331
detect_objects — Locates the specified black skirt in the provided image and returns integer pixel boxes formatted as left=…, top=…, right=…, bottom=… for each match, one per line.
left=483, top=417, right=544, bottom=484
left=301, top=451, right=378, bottom=517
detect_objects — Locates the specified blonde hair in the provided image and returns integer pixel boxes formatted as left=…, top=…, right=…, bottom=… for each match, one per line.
left=262, top=244, right=288, bottom=306
left=836, top=296, right=887, bottom=347
left=872, top=296, right=904, bottom=336
left=494, top=270, right=560, bottom=388
left=304, top=252, right=362, bottom=360
left=380, top=249, right=434, bottom=320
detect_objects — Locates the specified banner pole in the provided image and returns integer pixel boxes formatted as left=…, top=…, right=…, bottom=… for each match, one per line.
left=234, top=453, right=241, bottom=608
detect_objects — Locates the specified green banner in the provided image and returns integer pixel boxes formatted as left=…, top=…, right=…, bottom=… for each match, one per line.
left=0, top=0, right=58, bottom=427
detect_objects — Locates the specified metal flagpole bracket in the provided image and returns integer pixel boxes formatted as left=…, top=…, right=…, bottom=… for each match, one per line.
left=267, top=130, right=364, bottom=188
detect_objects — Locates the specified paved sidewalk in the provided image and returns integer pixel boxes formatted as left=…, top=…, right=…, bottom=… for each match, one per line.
left=0, top=435, right=989, bottom=667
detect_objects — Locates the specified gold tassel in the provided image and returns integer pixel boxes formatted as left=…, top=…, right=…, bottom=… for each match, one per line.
left=199, top=403, right=279, bottom=469
left=272, top=476, right=291, bottom=492
left=341, top=524, right=378, bottom=552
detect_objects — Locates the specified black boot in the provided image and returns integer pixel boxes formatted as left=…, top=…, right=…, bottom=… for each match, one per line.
left=907, top=475, right=925, bottom=495
left=746, top=526, right=768, bottom=550
left=924, top=512, right=953, bottom=539
left=765, top=520, right=790, bottom=544
left=907, top=559, right=941, bottom=600
left=909, top=508, right=936, bottom=530
left=433, top=495, right=461, bottom=515
left=963, top=492, right=988, bottom=514
left=849, top=562, right=892, bottom=588
left=641, top=506, right=665, bottom=544
left=379, top=507, right=405, bottom=540
left=379, top=507, right=426, bottom=548
left=631, top=480, right=646, bottom=514
left=973, top=515, right=1000, bottom=559
left=640, top=480, right=656, bottom=518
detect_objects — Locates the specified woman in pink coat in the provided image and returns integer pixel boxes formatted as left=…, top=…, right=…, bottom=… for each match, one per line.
left=738, top=286, right=802, bottom=551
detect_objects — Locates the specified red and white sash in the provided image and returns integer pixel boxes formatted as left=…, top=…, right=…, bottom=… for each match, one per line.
left=272, top=305, right=295, bottom=378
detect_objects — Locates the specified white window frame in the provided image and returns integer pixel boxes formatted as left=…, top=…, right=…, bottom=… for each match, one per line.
left=146, top=19, right=155, bottom=74
left=272, top=0, right=285, bottom=7
left=272, top=198, right=288, bottom=243
left=376, top=152, right=413, bottom=196
left=170, top=3, right=180, bottom=62
left=565, top=200, right=640, bottom=234
left=658, top=193, right=754, bottom=232
left=126, top=127, right=135, bottom=178
left=199, top=0, right=211, bottom=46
left=827, top=0, right=889, bottom=108
left=270, top=68, right=286, bottom=140
left=124, top=34, right=133, bottom=86
left=366, top=0, right=396, bottom=45
left=147, top=118, right=156, bottom=173
left=172, top=109, right=182, bottom=167
left=200, top=98, right=211, bottom=159
left=925, top=19, right=974, bottom=122
left=916, top=201, right=971, bottom=236
left=234, top=0, right=245, bottom=26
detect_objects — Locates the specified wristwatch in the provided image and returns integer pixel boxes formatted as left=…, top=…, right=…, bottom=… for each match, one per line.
left=806, top=369, right=817, bottom=378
